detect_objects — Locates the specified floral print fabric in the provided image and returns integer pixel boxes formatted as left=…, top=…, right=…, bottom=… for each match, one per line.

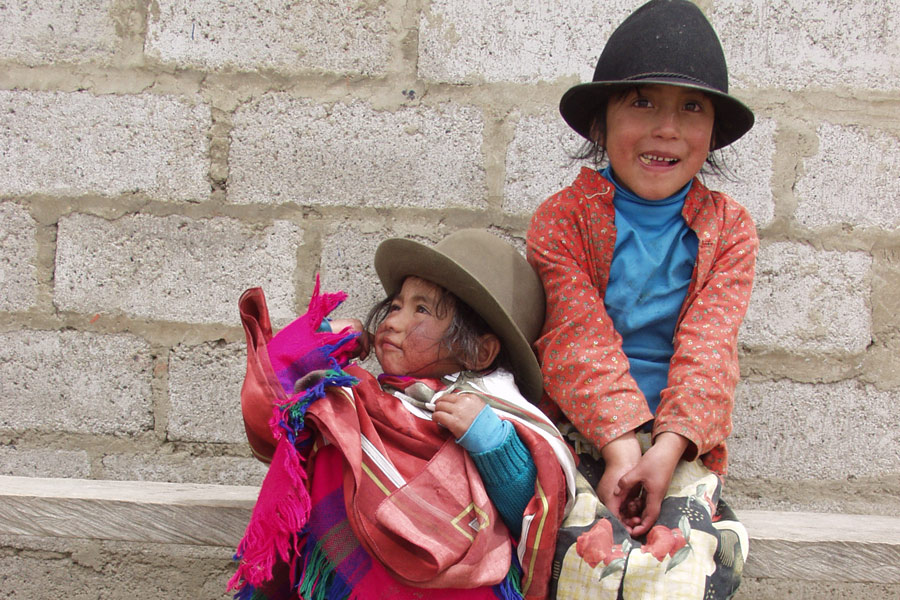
left=550, top=430, right=747, bottom=599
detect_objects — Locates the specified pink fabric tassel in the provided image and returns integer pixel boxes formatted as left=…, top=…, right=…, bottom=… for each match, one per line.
left=228, top=435, right=311, bottom=591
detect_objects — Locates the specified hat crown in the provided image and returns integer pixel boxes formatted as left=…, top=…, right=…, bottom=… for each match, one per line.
left=429, top=231, right=544, bottom=344
left=593, top=0, right=728, bottom=93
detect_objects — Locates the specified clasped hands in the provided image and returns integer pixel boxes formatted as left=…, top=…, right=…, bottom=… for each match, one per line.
left=597, top=430, right=689, bottom=537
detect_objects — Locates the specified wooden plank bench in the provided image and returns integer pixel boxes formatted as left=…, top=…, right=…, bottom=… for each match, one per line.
left=1, top=475, right=898, bottom=585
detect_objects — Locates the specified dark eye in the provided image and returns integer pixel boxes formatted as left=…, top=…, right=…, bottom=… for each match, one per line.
left=388, top=302, right=401, bottom=312
left=684, top=101, right=703, bottom=112
left=416, top=304, right=431, bottom=315
left=632, top=96, right=652, bottom=108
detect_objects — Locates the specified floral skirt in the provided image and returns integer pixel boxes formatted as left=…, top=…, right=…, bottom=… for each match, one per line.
left=549, top=430, right=747, bottom=600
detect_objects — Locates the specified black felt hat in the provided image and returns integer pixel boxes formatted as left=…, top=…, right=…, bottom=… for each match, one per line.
left=560, top=0, right=753, bottom=150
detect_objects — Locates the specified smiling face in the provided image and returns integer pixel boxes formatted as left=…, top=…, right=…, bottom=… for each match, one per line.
left=373, top=276, right=466, bottom=379
left=603, top=84, right=715, bottom=201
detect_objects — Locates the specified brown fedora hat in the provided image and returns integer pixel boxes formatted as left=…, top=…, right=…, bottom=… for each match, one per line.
left=560, top=0, right=754, bottom=150
left=374, top=230, right=545, bottom=403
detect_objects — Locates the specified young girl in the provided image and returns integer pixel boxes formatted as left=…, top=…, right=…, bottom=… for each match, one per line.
left=527, top=1, right=757, bottom=598
left=230, top=229, right=575, bottom=600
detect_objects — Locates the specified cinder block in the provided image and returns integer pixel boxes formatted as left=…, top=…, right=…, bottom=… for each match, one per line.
left=730, top=379, right=899, bottom=479
left=0, top=202, right=37, bottom=311
left=711, top=0, right=900, bottom=90
left=740, top=242, right=871, bottom=353
left=0, top=0, right=120, bottom=65
left=146, top=0, right=391, bottom=75
left=319, top=223, right=445, bottom=324
left=872, top=252, right=900, bottom=337
left=0, top=330, right=153, bottom=434
left=795, top=122, right=900, bottom=229
left=0, top=91, right=209, bottom=201
left=736, top=579, right=900, bottom=600
left=419, top=0, right=636, bottom=83
left=0, top=448, right=91, bottom=479
left=167, top=341, right=247, bottom=444
left=320, top=223, right=398, bottom=323
left=100, top=454, right=266, bottom=487
left=54, top=214, right=301, bottom=325
left=0, top=536, right=234, bottom=600
left=705, top=117, right=777, bottom=230
left=229, top=95, right=487, bottom=208
left=503, top=110, right=582, bottom=216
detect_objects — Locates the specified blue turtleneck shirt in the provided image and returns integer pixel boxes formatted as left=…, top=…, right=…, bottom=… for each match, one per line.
left=601, top=166, right=699, bottom=415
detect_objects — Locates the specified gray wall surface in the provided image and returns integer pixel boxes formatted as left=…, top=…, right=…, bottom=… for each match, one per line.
left=1, top=0, right=899, bottom=597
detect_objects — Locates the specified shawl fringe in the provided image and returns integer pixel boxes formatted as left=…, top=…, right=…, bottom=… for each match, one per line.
left=297, top=536, right=354, bottom=600
left=496, top=560, right=525, bottom=600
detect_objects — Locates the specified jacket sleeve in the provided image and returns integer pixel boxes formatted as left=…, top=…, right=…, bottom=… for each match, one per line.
left=653, top=197, right=758, bottom=463
left=526, top=188, right=653, bottom=452
left=469, top=425, right=537, bottom=539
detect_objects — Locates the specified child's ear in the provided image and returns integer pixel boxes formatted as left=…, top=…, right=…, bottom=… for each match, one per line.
left=589, top=117, right=605, bottom=146
left=470, top=333, right=501, bottom=371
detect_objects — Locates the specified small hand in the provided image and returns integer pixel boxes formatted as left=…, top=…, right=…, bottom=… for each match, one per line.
left=596, top=431, right=642, bottom=526
left=431, top=393, right=486, bottom=438
left=327, top=318, right=371, bottom=360
left=615, top=432, right=688, bottom=536
left=294, top=369, right=327, bottom=392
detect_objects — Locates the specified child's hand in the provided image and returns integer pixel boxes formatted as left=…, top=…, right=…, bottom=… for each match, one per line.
left=327, top=318, right=371, bottom=360
left=614, top=432, right=688, bottom=537
left=294, top=369, right=328, bottom=392
left=432, top=393, right=486, bottom=439
left=596, top=431, right=642, bottom=526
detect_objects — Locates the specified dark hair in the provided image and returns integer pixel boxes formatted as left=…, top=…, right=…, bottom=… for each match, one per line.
left=364, top=277, right=512, bottom=374
left=569, top=85, right=731, bottom=179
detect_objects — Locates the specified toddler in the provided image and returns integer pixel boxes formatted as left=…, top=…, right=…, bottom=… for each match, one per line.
left=231, top=229, right=575, bottom=600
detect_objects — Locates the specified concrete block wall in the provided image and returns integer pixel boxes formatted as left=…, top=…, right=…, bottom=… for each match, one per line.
left=1, top=0, right=898, bottom=596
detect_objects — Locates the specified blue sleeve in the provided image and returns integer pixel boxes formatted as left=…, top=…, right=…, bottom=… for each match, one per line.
left=457, top=407, right=537, bottom=538
left=456, top=404, right=508, bottom=453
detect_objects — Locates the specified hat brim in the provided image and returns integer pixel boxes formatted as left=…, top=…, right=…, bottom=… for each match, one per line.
left=560, top=79, right=754, bottom=150
left=374, top=237, right=544, bottom=404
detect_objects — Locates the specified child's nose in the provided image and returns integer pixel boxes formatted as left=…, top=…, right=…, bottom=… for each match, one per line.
left=652, top=109, right=680, bottom=138
left=383, top=309, right=406, bottom=331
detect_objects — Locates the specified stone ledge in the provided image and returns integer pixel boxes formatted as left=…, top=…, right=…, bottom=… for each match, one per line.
left=1, top=476, right=898, bottom=584
left=0, top=475, right=256, bottom=547
left=739, top=509, right=900, bottom=584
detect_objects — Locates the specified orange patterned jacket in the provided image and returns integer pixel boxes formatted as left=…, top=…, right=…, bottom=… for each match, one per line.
left=526, top=167, right=758, bottom=475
